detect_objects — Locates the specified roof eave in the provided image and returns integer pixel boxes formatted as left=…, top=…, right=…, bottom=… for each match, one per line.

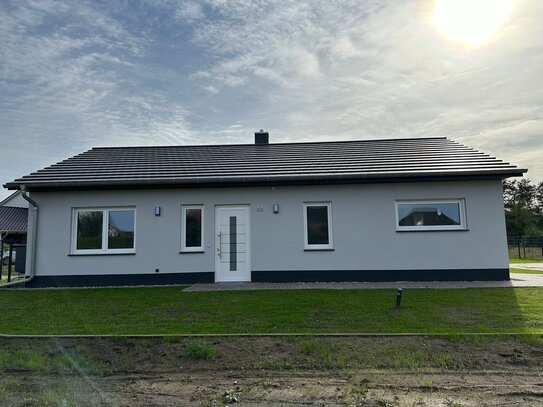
left=4, top=168, right=528, bottom=191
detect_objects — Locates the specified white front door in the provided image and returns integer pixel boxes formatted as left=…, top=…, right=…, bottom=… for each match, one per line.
left=215, top=206, right=251, bottom=282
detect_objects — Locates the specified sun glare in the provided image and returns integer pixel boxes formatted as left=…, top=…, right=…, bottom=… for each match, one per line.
left=434, top=0, right=513, bottom=48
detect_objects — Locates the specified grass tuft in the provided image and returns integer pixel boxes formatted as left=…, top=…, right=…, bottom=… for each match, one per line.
left=0, top=349, right=51, bottom=373
left=298, top=338, right=341, bottom=366
left=184, top=342, right=217, bottom=360
left=35, top=389, right=78, bottom=407
left=444, top=399, right=467, bottom=407
left=58, top=350, right=109, bottom=376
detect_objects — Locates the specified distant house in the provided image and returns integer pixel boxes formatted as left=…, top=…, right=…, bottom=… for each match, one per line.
left=0, top=191, right=28, bottom=272
left=4, top=133, right=526, bottom=287
left=0, top=191, right=28, bottom=245
left=0, top=191, right=29, bottom=209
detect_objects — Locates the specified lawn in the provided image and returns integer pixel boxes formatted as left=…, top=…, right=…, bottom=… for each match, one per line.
left=510, top=267, right=543, bottom=274
left=0, top=286, right=541, bottom=335
left=509, top=257, right=543, bottom=263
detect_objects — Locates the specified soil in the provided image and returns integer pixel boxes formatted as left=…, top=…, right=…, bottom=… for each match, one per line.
left=1, top=336, right=542, bottom=406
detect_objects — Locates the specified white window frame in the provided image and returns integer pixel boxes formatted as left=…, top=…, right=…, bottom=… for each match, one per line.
left=395, top=199, right=467, bottom=232
left=71, top=207, right=136, bottom=255
left=181, top=205, right=205, bottom=252
left=303, top=202, right=333, bottom=250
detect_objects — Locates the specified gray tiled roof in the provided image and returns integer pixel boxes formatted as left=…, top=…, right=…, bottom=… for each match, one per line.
left=0, top=206, right=28, bottom=233
left=4, top=137, right=526, bottom=191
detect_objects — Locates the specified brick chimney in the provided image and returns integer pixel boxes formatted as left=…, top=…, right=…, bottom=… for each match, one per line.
left=254, top=129, right=269, bottom=145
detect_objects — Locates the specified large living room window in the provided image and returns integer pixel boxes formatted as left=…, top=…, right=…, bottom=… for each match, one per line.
left=181, top=205, right=204, bottom=252
left=72, top=208, right=136, bottom=254
left=303, top=202, right=333, bottom=250
left=395, top=199, right=466, bottom=231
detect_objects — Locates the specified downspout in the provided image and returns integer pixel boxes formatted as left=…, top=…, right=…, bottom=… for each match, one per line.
left=0, top=186, right=37, bottom=288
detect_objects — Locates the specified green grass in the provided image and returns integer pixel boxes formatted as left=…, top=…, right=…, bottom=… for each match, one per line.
left=509, top=257, right=543, bottom=263
left=0, top=349, right=51, bottom=373
left=0, top=286, right=542, bottom=335
left=445, top=399, right=468, bottom=407
left=510, top=267, right=543, bottom=274
left=298, top=338, right=335, bottom=364
left=297, top=337, right=459, bottom=371
left=0, top=346, right=108, bottom=375
left=184, top=342, right=218, bottom=360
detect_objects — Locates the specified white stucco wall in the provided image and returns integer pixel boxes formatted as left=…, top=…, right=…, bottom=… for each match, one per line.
left=27, top=180, right=509, bottom=278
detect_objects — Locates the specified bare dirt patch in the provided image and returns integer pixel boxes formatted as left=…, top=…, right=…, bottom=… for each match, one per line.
left=1, top=336, right=542, bottom=406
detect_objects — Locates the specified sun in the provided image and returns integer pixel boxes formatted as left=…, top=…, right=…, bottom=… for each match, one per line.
left=434, top=0, right=513, bottom=48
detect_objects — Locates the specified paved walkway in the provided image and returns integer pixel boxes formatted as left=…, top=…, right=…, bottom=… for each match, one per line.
left=184, top=273, right=543, bottom=292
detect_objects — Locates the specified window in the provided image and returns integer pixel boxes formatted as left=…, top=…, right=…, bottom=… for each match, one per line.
left=395, top=199, right=466, bottom=231
left=72, top=208, right=135, bottom=254
left=181, top=205, right=204, bottom=252
left=303, top=202, right=333, bottom=250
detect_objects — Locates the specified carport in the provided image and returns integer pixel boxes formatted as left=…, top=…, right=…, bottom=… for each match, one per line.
left=0, top=206, right=28, bottom=279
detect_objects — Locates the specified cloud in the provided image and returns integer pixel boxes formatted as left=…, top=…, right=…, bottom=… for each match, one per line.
left=0, top=0, right=199, bottom=192
left=0, top=0, right=542, bottom=200
left=187, top=0, right=543, bottom=180
left=175, top=1, right=205, bottom=23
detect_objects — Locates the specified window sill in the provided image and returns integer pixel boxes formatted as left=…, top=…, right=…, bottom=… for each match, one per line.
left=68, top=252, right=136, bottom=256
left=179, top=250, right=205, bottom=254
left=396, top=228, right=469, bottom=233
left=304, top=248, right=335, bottom=251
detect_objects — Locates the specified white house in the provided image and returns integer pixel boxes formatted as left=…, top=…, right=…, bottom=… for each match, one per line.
left=4, top=133, right=526, bottom=287
left=0, top=191, right=29, bottom=209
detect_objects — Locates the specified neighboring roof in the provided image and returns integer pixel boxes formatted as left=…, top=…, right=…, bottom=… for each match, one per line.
left=4, top=137, right=526, bottom=191
left=0, top=206, right=28, bottom=233
left=0, top=191, right=28, bottom=208
left=0, top=191, right=19, bottom=206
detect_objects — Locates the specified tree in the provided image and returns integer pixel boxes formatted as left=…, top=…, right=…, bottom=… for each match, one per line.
left=503, top=179, right=537, bottom=209
left=503, top=179, right=543, bottom=237
left=535, top=182, right=543, bottom=216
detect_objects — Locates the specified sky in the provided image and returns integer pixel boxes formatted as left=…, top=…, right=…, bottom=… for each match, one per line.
left=0, top=0, right=542, bottom=199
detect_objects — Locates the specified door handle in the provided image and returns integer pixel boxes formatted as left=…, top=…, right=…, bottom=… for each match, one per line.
left=217, top=232, right=222, bottom=257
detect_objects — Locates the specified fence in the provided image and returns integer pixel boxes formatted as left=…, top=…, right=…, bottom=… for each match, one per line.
left=508, top=236, right=543, bottom=260
left=0, top=241, right=27, bottom=283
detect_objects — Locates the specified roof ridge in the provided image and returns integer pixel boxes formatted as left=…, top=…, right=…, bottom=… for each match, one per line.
left=89, top=136, right=449, bottom=150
